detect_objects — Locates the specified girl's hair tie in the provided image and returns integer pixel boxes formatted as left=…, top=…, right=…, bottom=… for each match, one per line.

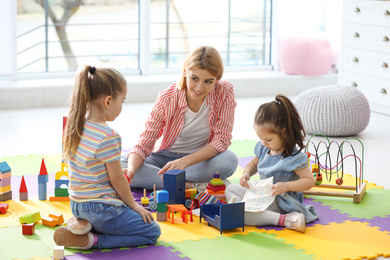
left=89, top=67, right=96, bottom=74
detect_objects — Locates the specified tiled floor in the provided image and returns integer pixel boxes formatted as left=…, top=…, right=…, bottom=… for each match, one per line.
left=0, top=97, right=389, bottom=189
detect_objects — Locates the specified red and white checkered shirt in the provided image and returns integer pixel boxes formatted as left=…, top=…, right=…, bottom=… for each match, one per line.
left=131, top=80, right=236, bottom=160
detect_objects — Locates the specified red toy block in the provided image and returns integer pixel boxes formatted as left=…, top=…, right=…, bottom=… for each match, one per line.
left=0, top=202, right=9, bottom=214
left=22, top=223, right=35, bottom=235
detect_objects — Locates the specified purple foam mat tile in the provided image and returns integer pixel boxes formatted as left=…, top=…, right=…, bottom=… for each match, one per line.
left=358, top=215, right=390, bottom=232
left=237, top=156, right=255, bottom=169
left=254, top=197, right=358, bottom=231
left=64, top=245, right=190, bottom=260
left=303, top=197, right=358, bottom=226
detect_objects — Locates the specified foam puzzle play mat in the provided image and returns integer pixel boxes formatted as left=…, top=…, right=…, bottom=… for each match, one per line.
left=1, top=139, right=389, bottom=260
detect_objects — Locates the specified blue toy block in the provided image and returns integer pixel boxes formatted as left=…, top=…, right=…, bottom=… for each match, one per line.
left=163, top=169, right=185, bottom=205
left=200, top=202, right=245, bottom=234
left=0, top=161, right=11, bottom=174
left=38, top=174, right=48, bottom=184
left=54, top=179, right=69, bottom=189
left=38, top=183, right=47, bottom=200
left=156, top=190, right=169, bottom=203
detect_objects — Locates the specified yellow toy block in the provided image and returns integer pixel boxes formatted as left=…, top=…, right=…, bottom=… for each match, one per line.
left=55, top=163, right=69, bottom=180
left=0, top=185, right=11, bottom=193
left=210, top=180, right=224, bottom=186
left=141, top=189, right=149, bottom=205
left=19, top=211, right=41, bottom=224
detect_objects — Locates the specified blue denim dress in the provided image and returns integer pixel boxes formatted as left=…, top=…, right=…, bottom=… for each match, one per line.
left=254, top=142, right=319, bottom=223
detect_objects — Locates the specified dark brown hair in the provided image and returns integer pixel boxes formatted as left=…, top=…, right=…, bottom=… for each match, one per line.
left=254, top=94, right=306, bottom=157
left=63, top=65, right=126, bottom=161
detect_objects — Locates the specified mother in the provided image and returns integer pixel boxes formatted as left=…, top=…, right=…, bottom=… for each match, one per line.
left=122, top=46, right=238, bottom=191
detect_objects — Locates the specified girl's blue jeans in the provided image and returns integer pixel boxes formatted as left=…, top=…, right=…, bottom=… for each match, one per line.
left=121, top=149, right=238, bottom=190
left=70, top=200, right=161, bottom=249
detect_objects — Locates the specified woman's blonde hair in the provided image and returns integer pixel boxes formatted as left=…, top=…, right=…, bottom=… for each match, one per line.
left=63, top=65, right=126, bottom=161
left=177, top=46, right=224, bottom=91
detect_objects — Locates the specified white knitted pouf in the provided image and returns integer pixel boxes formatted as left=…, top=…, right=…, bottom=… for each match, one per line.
left=294, top=85, right=370, bottom=136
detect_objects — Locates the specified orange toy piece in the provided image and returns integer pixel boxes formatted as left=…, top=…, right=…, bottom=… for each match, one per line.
left=336, top=178, right=344, bottom=186
left=42, top=213, right=64, bottom=227
left=167, top=204, right=189, bottom=224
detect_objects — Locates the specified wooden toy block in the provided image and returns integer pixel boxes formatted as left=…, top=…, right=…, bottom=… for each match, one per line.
left=38, top=174, right=48, bottom=184
left=0, top=185, right=11, bottom=193
left=213, top=172, right=220, bottom=179
left=0, top=202, right=9, bottom=214
left=163, top=169, right=185, bottom=205
left=22, top=223, right=35, bottom=235
left=156, top=211, right=167, bottom=222
left=19, top=211, right=41, bottom=224
left=0, top=161, right=11, bottom=174
left=20, top=192, right=28, bottom=201
left=53, top=245, right=65, bottom=260
left=0, top=171, right=11, bottom=179
left=210, top=179, right=224, bottom=186
left=42, top=213, right=64, bottom=227
left=156, top=190, right=169, bottom=203
left=54, top=188, right=69, bottom=197
left=38, top=183, right=47, bottom=200
left=19, top=175, right=28, bottom=201
left=0, top=177, right=11, bottom=187
left=212, top=177, right=222, bottom=182
left=54, top=179, right=69, bottom=189
left=0, top=190, right=12, bottom=201
left=189, top=189, right=197, bottom=200
left=156, top=203, right=167, bottom=213
left=141, top=189, right=149, bottom=205
left=185, top=189, right=191, bottom=199
left=49, top=196, right=70, bottom=201
left=54, top=163, right=69, bottom=180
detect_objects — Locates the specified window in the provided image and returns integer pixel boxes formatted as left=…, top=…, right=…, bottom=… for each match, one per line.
left=16, top=0, right=272, bottom=75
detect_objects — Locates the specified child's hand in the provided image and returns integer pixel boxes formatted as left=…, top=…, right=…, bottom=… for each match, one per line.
left=271, top=182, right=288, bottom=196
left=239, top=172, right=251, bottom=189
left=133, top=204, right=154, bottom=224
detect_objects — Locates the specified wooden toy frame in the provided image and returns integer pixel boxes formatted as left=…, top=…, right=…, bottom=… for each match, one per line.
left=303, top=134, right=366, bottom=204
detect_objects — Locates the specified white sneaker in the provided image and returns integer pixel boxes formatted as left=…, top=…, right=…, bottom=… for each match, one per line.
left=285, top=212, right=306, bottom=233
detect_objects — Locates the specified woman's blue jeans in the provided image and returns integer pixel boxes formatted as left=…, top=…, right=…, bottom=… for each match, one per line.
left=70, top=200, right=161, bottom=249
left=121, top=149, right=238, bottom=190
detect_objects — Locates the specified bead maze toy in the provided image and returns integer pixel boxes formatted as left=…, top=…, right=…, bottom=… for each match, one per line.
left=303, top=134, right=367, bottom=203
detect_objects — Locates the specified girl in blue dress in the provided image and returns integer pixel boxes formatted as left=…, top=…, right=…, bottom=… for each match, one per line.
left=225, top=94, right=318, bottom=232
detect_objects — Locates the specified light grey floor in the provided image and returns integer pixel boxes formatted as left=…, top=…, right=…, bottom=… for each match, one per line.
left=0, top=97, right=389, bottom=189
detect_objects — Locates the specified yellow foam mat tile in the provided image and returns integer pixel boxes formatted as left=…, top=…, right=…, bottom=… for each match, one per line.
left=265, top=221, right=390, bottom=260
left=0, top=198, right=72, bottom=227
left=156, top=211, right=260, bottom=243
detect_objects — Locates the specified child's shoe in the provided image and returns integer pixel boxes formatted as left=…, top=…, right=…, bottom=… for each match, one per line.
left=66, top=216, right=92, bottom=235
left=54, top=226, right=94, bottom=249
left=285, top=212, right=306, bottom=233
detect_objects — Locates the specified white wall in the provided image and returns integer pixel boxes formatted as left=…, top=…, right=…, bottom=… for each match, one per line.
left=0, top=1, right=17, bottom=78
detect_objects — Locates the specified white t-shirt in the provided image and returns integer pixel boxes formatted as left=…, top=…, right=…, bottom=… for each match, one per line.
left=168, top=98, right=210, bottom=154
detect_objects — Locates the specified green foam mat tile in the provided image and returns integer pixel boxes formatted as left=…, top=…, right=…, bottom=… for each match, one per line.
left=228, top=140, right=257, bottom=158
left=0, top=154, right=62, bottom=176
left=309, top=188, right=390, bottom=219
left=161, top=232, right=315, bottom=260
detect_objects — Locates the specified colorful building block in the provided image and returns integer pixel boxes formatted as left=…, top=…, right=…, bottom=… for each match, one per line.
left=22, top=223, right=35, bottom=235
left=156, top=190, right=169, bottom=203
left=49, top=163, right=70, bottom=201
left=19, top=175, right=28, bottom=201
left=157, top=203, right=168, bottom=213
left=163, top=169, right=185, bottom=205
left=38, top=158, right=48, bottom=200
left=156, top=211, right=167, bottom=222
left=0, top=161, right=12, bottom=201
left=0, top=202, right=9, bottom=214
left=19, top=211, right=41, bottom=224
left=0, top=191, right=12, bottom=201
left=141, top=189, right=149, bottom=205
left=0, top=161, right=11, bottom=174
left=53, top=245, right=65, bottom=260
left=42, top=213, right=64, bottom=227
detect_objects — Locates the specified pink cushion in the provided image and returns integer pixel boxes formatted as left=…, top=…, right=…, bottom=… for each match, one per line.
left=279, top=32, right=333, bottom=76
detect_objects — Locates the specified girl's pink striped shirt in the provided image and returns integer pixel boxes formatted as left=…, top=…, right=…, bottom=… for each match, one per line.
left=131, top=80, right=236, bottom=160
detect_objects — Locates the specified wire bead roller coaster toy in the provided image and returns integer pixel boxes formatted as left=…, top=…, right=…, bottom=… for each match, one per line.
left=303, top=134, right=367, bottom=204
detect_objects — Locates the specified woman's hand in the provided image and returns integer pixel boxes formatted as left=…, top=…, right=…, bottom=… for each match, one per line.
left=157, top=157, right=189, bottom=176
left=271, top=182, right=289, bottom=196
left=133, top=204, right=154, bottom=223
left=239, top=172, right=251, bottom=189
